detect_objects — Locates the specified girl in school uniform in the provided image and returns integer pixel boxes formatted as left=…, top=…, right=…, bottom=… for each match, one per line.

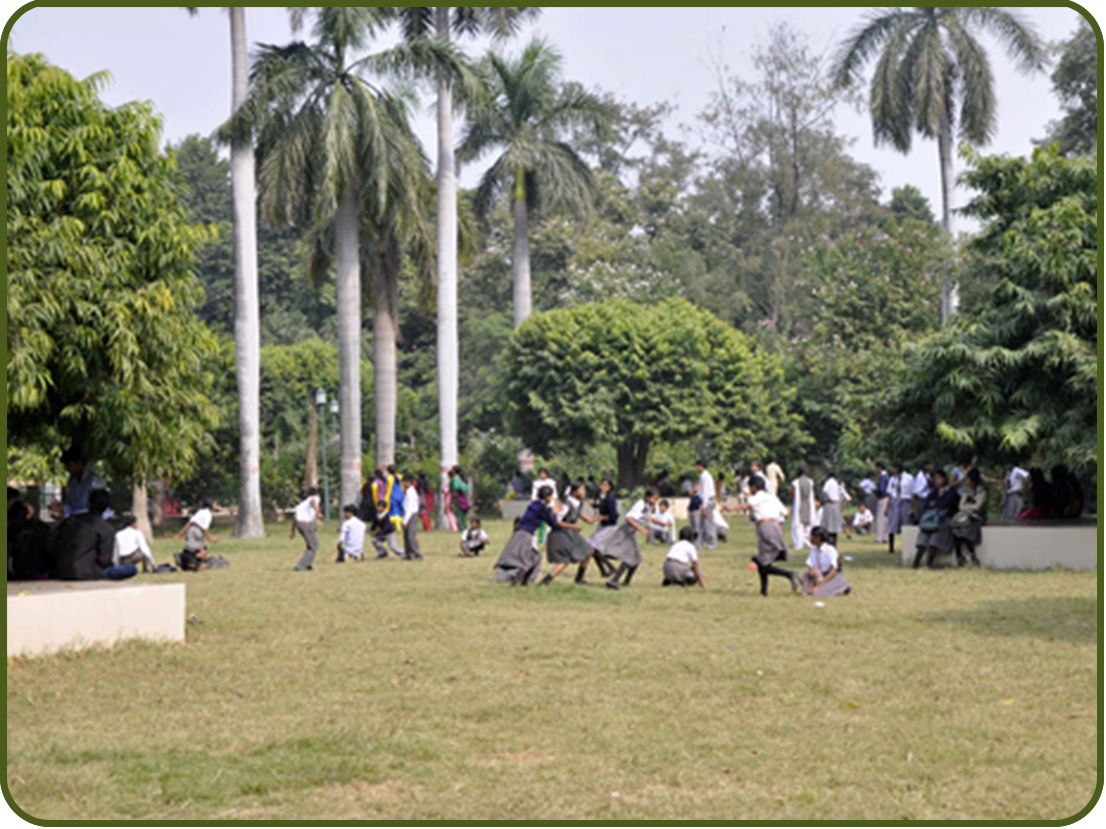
left=800, top=526, right=852, bottom=597
left=587, top=479, right=619, bottom=578
left=820, top=469, right=844, bottom=545
left=597, top=488, right=660, bottom=591
left=539, top=479, right=600, bottom=586
left=913, top=469, right=959, bottom=569
left=725, top=476, right=798, bottom=596
left=662, top=525, right=706, bottom=588
left=494, top=486, right=565, bottom=585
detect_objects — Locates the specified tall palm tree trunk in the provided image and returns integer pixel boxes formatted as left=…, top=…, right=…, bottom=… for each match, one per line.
left=435, top=5, right=459, bottom=525
left=373, top=289, right=398, bottom=469
left=937, top=105, right=958, bottom=324
left=229, top=7, right=264, bottom=537
left=511, top=182, right=532, bottom=327
left=335, top=188, right=364, bottom=506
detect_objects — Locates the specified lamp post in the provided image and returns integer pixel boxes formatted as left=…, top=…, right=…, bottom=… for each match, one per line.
left=314, top=388, right=330, bottom=521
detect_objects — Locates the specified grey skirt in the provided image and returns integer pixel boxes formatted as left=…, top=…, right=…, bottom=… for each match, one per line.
left=821, top=502, right=844, bottom=534
left=951, top=515, right=983, bottom=545
left=495, top=530, right=541, bottom=584
left=754, top=521, right=788, bottom=567
left=183, top=524, right=206, bottom=552
left=1001, top=493, right=1024, bottom=523
left=595, top=523, right=642, bottom=567
left=916, top=517, right=953, bottom=551
left=663, top=559, right=697, bottom=585
left=800, top=569, right=852, bottom=597
left=887, top=499, right=912, bottom=535
left=547, top=527, right=591, bottom=564
left=589, top=524, right=618, bottom=550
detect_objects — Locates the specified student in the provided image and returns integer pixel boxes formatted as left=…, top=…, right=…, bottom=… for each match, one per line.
left=113, top=514, right=156, bottom=572
left=598, top=488, right=659, bottom=591
left=336, top=504, right=367, bottom=563
left=417, top=471, right=434, bottom=532
left=60, top=446, right=107, bottom=518
left=873, top=461, right=891, bottom=544
left=178, top=499, right=218, bottom=567
left=290, top=487, right=323, bottom=571
left=662, top=526, right=705, bottom=588
left=912, top=461, right=934, bottom=523
left=539, top=479, right=598, bottom=586
left=686, top=483, right=702, bottom=548
left=852, top=503, right=874, bottom=535
left=459, top=517, right=489, bottom=557
left=800, top=526, right=852, bottom=597
left=587, top=479, right=618, bottom=578
left=386, top=466, right=405, bottom=539
left=1001, top=465, right=1030, bottom=522
left=913, top=470, right=959, bottom=569
left=449, top=466, right=471, bottom=529
left=495, top=486, right=563, bottom=585
left=725, top=476, right=798, bottom=596
left=649, top=499, right=676, bottom=543
left=402, top=474, right=423, bottom=561
left=886, top=462, right=915, bottom=554
left=696, top=460, right=718, bottom=551
left=952, top=469, right=987, bottom=567
left=790, top=466, right=816, bottom=551
left=820, top=469, right=844, bottom=545
left=53, top=489, right=135, bottom=581
left=530, top=468, right=554, bottom=547
left=764, top=460, right=786, bottom=498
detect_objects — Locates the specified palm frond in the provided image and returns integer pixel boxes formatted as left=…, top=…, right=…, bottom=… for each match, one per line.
left=831, top=8, right=921, bottom=89
left=957, top=7, right=1047, bottom=74
left=943, top=17, right=996, bottom=145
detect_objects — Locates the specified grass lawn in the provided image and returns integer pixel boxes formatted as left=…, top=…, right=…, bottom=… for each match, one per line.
left=6, top=518, right=1098, bottom=821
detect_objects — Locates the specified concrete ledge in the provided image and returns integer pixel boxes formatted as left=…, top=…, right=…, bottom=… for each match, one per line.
left=7, top=581, right=186, bottom=657
left=901, top=523, right=1098, bottom=571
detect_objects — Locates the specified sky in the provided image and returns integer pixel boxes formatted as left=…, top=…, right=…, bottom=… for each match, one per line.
left=5, top=5, right=1094, bottom=228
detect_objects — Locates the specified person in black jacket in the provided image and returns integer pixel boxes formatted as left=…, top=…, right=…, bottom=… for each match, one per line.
left=51, top=489, right=135, bottom=580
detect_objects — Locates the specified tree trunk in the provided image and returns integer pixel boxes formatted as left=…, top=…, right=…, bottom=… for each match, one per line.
left=229, top=6, right=265, bottom=537
left=305, top=405, right=319, bottom=490
left=616, top=436, right=652, bottom=491
left=132, top=480, right=153, bottom=543
left=436, top=5, right=459, bottom=528
left=151, top=478, right=165, bottom=528
left=373, top=284, right=399, bottom=469
left=335, top=187, right=364, bottom=507
left=937, top=105, right=958, bottom=324
left=511, top=176, right=532, bottom=328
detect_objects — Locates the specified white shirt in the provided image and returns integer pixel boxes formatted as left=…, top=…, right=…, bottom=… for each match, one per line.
left=854, top=508, right=873, bottom=527
left=462, top=527, right=489, bottom=549
left=698, top=470, right=716, bottom=502
left=914, top=471, right=931, bottom=499
left=338, top=516, right=367, bottom=557
left=1007, top=467, right=1029, bottom=494
left=625, top=499, right=652, bottom=524
left=293, top=498, right=319, bottom=523
left=747, top=490, right=787, bottom=522
left=858, top=478, right=875, bottom=496
left=113, top=526, right=154, bottom=567
left=190, top=507, right=213, bottom=530
left=806, top=543, right=840, bottom=574
left=531, top=477, right=552, bottom=500
left=650, top=510, right=675, bottom=529
left=403, top=487, right=420, bottom=525
left=822, top=478, right=842, bottom=504
left=666, top=539, right=699, bottom=565
left=897, top=472, right=916, bottom=500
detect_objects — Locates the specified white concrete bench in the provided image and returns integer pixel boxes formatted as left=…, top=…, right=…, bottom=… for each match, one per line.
left=7, top=580, right=186, bottom=657
left=900, top=522, right=1097, bottom=571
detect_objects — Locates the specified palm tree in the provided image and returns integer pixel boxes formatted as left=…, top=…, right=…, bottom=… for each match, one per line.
left=458, top=38, right=614, bottom=328
left=228, top=7, right=459, bottom=503
left=832, top=7, right=1046, bottom=323
left=184, top=7, right=264, bottom=537
left=392, top=7, right=539, bottom=513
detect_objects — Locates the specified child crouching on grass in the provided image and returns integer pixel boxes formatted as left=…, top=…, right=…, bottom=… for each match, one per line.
left=800, top=526, right=852, bottom=597
left=662, top=526, right=705, bottom=588
left=459, top=517, right=489, bottom=557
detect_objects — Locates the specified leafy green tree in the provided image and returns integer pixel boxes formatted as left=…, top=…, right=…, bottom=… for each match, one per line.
left=502, top=299, right=805, bottom=488
left=832, top=7, right=1047, bottom=321
left=458, top=38, right=616, bottom=327
left=883, top=146, right=1097, bottom=475
left=7, top=52, right=219, bottom=487
left=1038, top=18, right=1098, bottom=157
left=230, top=7, right=459, bottom=499
left=888, top=184, right=935, bottom=225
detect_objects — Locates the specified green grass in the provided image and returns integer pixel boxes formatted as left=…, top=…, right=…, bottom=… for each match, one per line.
left=6, top=520, right=1098, bottom=821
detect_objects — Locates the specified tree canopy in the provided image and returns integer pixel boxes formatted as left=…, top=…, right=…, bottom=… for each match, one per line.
left=1038, top=18, right=1098, bottom=157
left=6, top=52, right=219, bottom=483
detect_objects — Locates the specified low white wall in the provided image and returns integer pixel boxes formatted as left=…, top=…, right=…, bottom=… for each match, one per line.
left=900, top=523, right=1097, bottom=571
left=8, top=582, right=186, bottom=657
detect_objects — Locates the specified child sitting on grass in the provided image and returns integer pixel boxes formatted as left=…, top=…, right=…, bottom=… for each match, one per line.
left=459, top=517, right=489, bottom=557
left=662, top=526, right=705, bottom=588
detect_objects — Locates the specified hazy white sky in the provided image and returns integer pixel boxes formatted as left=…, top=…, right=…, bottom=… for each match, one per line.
left=5, top=5, right=1094, bottom=224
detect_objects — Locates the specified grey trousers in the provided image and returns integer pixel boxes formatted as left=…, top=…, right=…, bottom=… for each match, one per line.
left=372, top=530, right=405, bottom=558
left=294, top=521, right=319, bottom=570
left=700, top=498, right=718, bottom=550
left=403, top=519, right=422, bottom=560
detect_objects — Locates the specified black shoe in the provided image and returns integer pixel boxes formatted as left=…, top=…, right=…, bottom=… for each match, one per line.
left=605, top=579, right=621, bottom=591
left=539, top=574, right=554, bottom=587
left=375, top=551, right=388, bottom=560
left=575, top=579, right=594, bottom=587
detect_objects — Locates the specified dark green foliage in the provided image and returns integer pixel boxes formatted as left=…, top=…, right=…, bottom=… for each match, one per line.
left=885, top=146, right=1097, bottom=474
left=888, top=185, right=935, bottom=225
left=6, top=53, right=219, bottom=483
left=1037, top=19, right=1098, bottom=157
left=502, top=299, right=807, bottom=487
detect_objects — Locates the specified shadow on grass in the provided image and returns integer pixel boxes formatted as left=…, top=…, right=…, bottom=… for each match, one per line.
left=921, top=596, right=1098, bottom=644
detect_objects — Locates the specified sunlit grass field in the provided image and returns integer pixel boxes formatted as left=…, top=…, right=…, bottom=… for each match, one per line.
left=6, top=518, right=1098, bottom=821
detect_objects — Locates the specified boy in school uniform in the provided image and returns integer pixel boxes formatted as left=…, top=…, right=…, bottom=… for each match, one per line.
left=336, top=504, right=367, bottom=562
left=402, top=474, right=423, bottom=561
left=696, top=460, right=718, bottom=551
left=290, top=488, right=323, bottom=571
left=459, top=517, right=489, bottom=557
left=687, top=483, right=703, bottom=547
left=662, top=526, right=706, bottom=588
left=649, top=499, right=676, bottom=543
left=113, top=514, right=157, bottom=573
